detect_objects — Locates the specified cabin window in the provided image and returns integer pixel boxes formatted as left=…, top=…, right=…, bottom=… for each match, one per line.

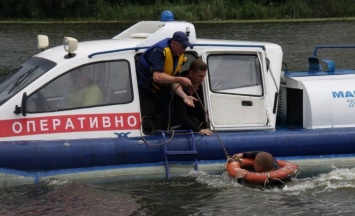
left=0, top=57, right=56, bottom=106
left=207, top=54, right=263, bottom=96
left=27, top=60, right=133, bottom=113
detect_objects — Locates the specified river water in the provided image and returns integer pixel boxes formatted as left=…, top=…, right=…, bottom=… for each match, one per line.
left=0, top=21, right=355, bottom=215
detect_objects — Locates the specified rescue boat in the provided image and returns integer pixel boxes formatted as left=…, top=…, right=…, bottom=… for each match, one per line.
left=1, top=10, right=355, bottom=187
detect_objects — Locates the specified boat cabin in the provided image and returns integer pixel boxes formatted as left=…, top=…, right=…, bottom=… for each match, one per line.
left=0, top=12, right=283, bottom=141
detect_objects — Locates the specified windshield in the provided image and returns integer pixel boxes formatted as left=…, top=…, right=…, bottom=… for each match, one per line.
left=0, top=57, right=56, bottom=105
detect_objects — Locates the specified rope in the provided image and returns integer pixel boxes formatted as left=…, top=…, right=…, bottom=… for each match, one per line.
left=191, top=85, right=230, bottom=159
left=262, top=51, right=279, bottom=92
left=139, top=116, right=175, bottom=147
left=294, top=166, right=304, bottom=178
left=263, top=177, right=286, bottom=188
left=138, top=83, right=231, bottom=160
left=138, top=85, right=204, bottom=147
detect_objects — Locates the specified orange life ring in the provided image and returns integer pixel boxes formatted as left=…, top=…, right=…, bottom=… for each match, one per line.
left=226, top=158, right=299, bottom=184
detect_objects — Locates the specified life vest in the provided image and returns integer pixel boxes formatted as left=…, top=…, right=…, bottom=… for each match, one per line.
left=137, top=38, right=187, bottom=92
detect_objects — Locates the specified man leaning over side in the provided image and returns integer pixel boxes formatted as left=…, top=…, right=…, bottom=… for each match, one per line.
left=136, top=31, right=196, bottom=113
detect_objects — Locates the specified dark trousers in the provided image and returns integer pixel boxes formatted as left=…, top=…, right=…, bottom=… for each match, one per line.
left=139, top=86, right=172, bottom=129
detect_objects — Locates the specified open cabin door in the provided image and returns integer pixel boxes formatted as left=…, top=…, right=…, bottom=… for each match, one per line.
left=202, top=49, right=272, bottom=130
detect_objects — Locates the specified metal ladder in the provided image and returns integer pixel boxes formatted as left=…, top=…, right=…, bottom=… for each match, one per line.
left=162, top=130, right=198, bottom=179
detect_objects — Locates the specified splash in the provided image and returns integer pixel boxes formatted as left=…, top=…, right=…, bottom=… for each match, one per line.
left=284, top=167, right=355, bottom=193
left=42, top=178, right=72, bottom=186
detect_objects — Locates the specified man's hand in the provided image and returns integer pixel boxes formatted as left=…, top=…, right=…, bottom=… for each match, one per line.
left=177, top=77, right=192, bottom=87
left=232, top=153, right=243, bottom=159
left=183, top=95, right=197, bottom=107
left=235, top=168, right=247, bottom=179
left=199, top=129, right=213, bottom=136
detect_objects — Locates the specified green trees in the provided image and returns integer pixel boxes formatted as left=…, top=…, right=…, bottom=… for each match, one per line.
left=0, top=0, right=354, bottom=21
left=0, top=0, right=101, bottom=19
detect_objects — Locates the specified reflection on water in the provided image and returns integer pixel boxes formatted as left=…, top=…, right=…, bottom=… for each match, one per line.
left=0, top=180, right=144, bottom=216
left=0, top=168, right=355, bottom=215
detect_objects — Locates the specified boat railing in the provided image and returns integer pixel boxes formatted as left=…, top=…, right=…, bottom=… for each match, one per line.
left=307, top=45, right=355, bottom=73
left=88, top=44, right=266, bottom=59
left=312, top=45, right=355, bottom=57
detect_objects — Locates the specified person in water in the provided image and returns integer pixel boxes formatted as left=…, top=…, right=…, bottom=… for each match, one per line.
left=231, top=151, right=280, bottom=183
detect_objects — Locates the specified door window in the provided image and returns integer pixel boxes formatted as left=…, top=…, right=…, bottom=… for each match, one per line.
left=208, top=54, right=263, bottom=96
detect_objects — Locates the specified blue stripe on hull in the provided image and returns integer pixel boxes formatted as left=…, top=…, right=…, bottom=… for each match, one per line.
left=0, top=127, right=354, bottom=171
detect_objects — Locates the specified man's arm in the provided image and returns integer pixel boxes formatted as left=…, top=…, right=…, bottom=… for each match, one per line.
left=171, top=83, right=196, bottom=107
left=149, top=48, right=192, bottom=87
left=153, top=72, right=192, bottom=86
left=232, top=151, right=260, bottom=159
left=173, top=95, right=213, bottom=135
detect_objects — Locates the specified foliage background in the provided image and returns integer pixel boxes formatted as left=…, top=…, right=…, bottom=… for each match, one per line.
left=0, top=0, right=354, bottom=21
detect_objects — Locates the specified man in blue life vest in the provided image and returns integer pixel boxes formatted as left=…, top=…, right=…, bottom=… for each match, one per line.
left=136, top=31, right=196, bottom=114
